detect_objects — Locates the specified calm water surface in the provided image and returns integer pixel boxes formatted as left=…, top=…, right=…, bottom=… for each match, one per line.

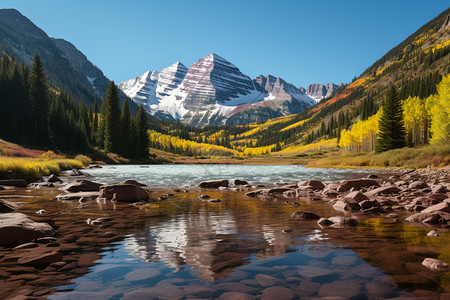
left=50, top=165, right=449, bottom=299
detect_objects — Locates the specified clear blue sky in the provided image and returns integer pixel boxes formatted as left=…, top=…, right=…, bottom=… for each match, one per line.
left=3, top=0, right=448, bottom=87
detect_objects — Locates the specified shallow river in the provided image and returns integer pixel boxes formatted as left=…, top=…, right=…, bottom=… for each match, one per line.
left=49, top=165, right=449, bottom=299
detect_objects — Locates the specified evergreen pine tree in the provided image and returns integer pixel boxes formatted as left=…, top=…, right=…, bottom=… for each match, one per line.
left=135, top=105, right=149, bottom=158
left=103, top=82, right=121, bottom=153
left=375, top=85, right=406, bottom=153
left=28, top=54, right=49, bottom=145
left=119, top=99, right=132, bottom=157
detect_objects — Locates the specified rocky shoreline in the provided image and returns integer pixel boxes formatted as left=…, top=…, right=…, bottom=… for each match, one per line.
left=0, top=166, right=448, bottom=299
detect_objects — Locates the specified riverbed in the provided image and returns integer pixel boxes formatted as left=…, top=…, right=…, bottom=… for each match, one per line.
left=1, top=165, right=449, bottom=299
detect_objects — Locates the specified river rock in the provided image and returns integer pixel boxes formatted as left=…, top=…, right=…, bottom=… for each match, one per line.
left=63, top=180, right=102, bottom=192
left=0, top=179, right=27, bottom=187
left=198, top=194, right=210, bottom=200
left=409, top=181, right=429, bottom=189
left=0, top=213, right=55, bottom=246
left=422, top=258, right=449, bottom=271
left=405, top=211, right=450, bottom=224
left=427, top=230, right=438, bottom=237
left=431, top=184, right=447, bottom=193
left=297, top=180, right=325, bottom=191
left=55, top=191, right=100, bottom=201
left=245, top=189, right=265, bottom=198
left=359, top=199, right=381, bottom=209
left=29, top=182, right=54, bottom=188
left=99, top=184, right=149, bottom=202
left=323, top=183, right=348, bottom=195
left=234, top=179, right=248, bottom=186
left=421, top=201, right=450, bottom=214
left=219, top=292, right=256, bottom=300
left=428, top=193, right=448, bottom=201
left=261, top=286, right=295, bottom=300
left=290, top=211, right=320, bottom=220
left=344, top=191, right=368, bottom=202
left=46, top=174, right=62, bottom=183
left=124, top=268, right=161, bottom=281
left=0, top=199, right=24, bottom=212
left=333, top=199, right=360, bottom=211
left=327, top=216, right=358, bottom=226
left=364, top=185, right=401, bottom=197
left=199, top=180, right=229, bottom=188
left=119, top=179, right=147, bottom=187
left=317, top=218, right=334, bottom=226
left=18, top=251, right=63, bottom=267
left=341, top=179, right=379, bottom=190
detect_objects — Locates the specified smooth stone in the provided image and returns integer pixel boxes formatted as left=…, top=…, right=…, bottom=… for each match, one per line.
left=290, top=211, right=320, bottom=220
left=261, top=286, right=295, bottom=300
left=427, top=230, right=439, bottom=237
left=254, top=274, right=280, bottom=287
left=124, top=268, right=161, bottom=281
left=216, top=282, right=258, bottom=293
left=219, top=292, right=256, bottom=300
left=199, top=180, right=229, bottom=188
left=63, top=180, right=102, bottom=192
left=422, top=258, right=449, bottom=271
left=98, top=183, right=149, bottom=202
left=0, top=213, right=55, bottom=246
left=183, top=285, right=216, bottom=298
left=318, top=280, right=361, bottom=298
left=18, top=251, right=63, bottom=267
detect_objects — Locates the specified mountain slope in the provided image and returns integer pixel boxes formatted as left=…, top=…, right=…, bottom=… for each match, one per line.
left=119, top=53, right=318, bottom=126
left=0, top=9, right=104, bottom=102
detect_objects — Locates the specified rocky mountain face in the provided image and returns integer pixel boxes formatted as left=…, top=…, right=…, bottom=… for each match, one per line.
left=51, top=38, right=109, bottom=99
left=0, top=9, right=106, bottom=103
left=305, top=82, right=343, bottom=102
left=120, top=53, right=317, bottom=126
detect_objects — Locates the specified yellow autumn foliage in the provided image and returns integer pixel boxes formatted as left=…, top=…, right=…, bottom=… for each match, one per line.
left=277, top=138, right=338, bottom=154
left=339, top=110, right=382, bottom=153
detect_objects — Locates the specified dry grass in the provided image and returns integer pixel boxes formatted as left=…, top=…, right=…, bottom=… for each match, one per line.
left=306, top=143, right=450, bottom=169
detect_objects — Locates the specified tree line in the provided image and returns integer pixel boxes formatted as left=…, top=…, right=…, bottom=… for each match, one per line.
left=0, top=53, right=149, bottom=159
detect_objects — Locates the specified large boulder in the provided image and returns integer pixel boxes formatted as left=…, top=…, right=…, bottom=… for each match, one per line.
left=340, top=179, right=379, bottom=190
left=99, top=184, right=149, bottom=202
left=297, top=180, right=325, bottom=191
left=0, top=213, right=55, bottom=246
left=364, top=186, right=401, bottom=197
left=119, top=179, right=147, bottom=187
left=199, top=180, right=229, bottom=188
left=63, top=179, right=102, bottom=192
left=0, top=179, right=27, bottom=187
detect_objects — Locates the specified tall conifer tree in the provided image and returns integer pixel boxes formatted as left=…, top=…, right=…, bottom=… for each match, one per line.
left=135, top=105, right=149, bottom=158
left=28, top=54, right=49, bottom=145
left=103, top=81, right=121, bottom=153
left=119, top=99, right=132, bottom=157
left=376, top=85, right=406, bottom=153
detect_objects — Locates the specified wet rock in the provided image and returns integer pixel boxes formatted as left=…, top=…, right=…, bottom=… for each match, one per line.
left=344, top=191, right=368, bottom=202
left=14, top=242, right=39, bottom=249
left=290, top=211, right=320, bottom=220
left=318, top=280, right=361, bottom=298
left=234, top=179, right=248, bottom=186
left=77, top=253, right=99, bottom=267
left=359, top=199, right=381, bottom=209
left=364, top=185, right=401, bottom=197
left=255, top=274, right=280, bottom=287
left=55, top=191, right=100, bottom=201
left=295, top=280, right=320, bottom=297
left=62, top=234, right=78, bottom=243
left=119, top=179, right=147, bottom=187
left=18, top=251, right=63, bottom=267
left=35, top=237, right=57, bottom=244
left=431, top=184, right=447, bottom=194
left=327, top=216, right=358, bottom=226
left=0, top=179, right=27, bottom=187
left=405, top=211, right=450, bottom=224
left=198, top=194, right=210, bottom=200
left=333, top=199, right=360, bottom=211
left=331, top=255, right=358, bottom=266
left=29, top=182, right=54, bottom=188
left=261, top=286, right=295, bottom=300
left=323, top=183, right=348, bottom=195
left=70, top=169, right=87, bottom=176
left=266, top=187, right=293, bottom=195
left=216, top=282, right=258, bottom=293
left=421, top=201, right=450, bottom=214
left=298, top=180, right=325, bottom=191
left=340, top=179, right=379, bottom=190
left=64, top=180, right=102, bottom=192
left=367, top=174, right=379, bottom=179
left=183, top=286, right=216, bottom=298
left=208, top=199, right=223, bottom=203
left=428, top=193, right=448, bottom=201
left=124, top=268, right=161, bottom=281
left=0, top=213, right=55, bottom=246
left=427, top=230, right=438, bottom=237
left=317, top=218, right=333, bottom=226
left=219, top=292, right=256, bottom=300
left=199, top=180, right=229, bottom=188
left=421, top=258, right=449, bottom=271
left=283, top=190, right=297, bottom=198
left=99, top=183, right=149, bottom=202
left=409, top=181, right=429, bottom=189
left=123, top=283, right=184, bottom=300
left=46, top=174, right=62, bottom=182
left=0, top=199, right=23, bottom=212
